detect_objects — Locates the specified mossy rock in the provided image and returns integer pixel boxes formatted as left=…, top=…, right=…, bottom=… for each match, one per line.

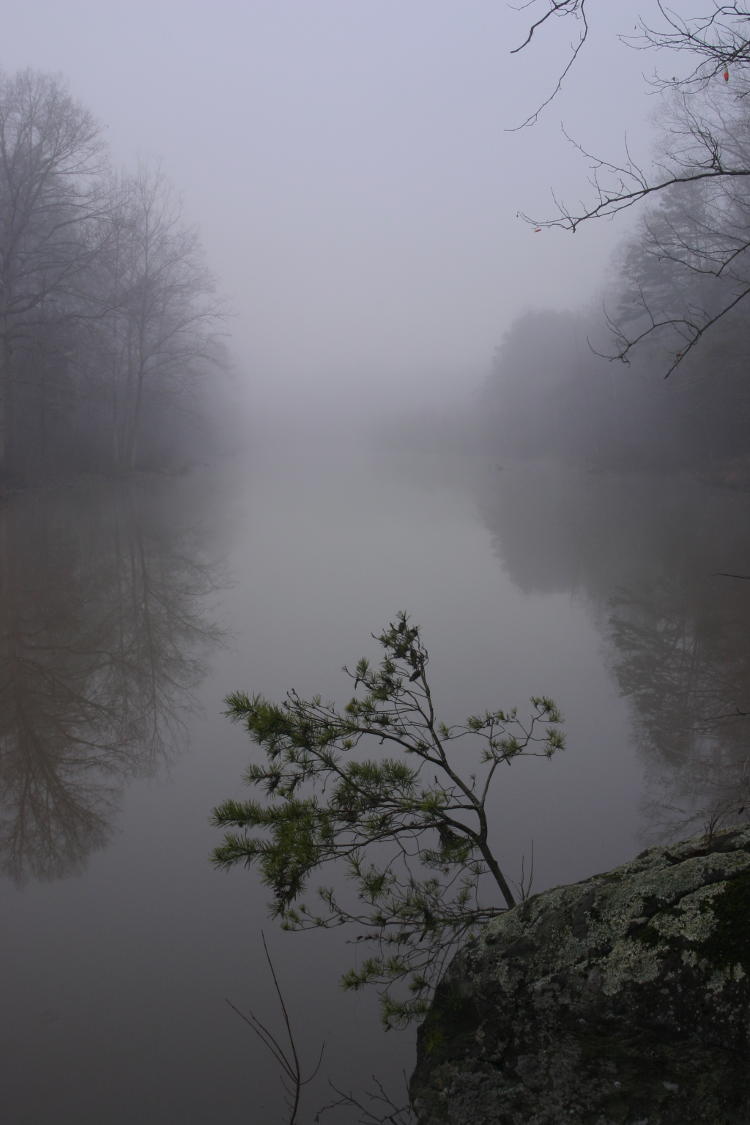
left=411, top=828, right=750, bottom=1124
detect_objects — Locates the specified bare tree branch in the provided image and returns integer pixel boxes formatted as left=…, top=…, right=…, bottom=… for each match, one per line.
left=509, top=0, right=590, bottom=129
left=227, top=932, right=325, bottom=1125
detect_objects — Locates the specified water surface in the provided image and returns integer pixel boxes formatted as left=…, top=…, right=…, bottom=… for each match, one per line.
left=2, top=451, right=747, bottom=1122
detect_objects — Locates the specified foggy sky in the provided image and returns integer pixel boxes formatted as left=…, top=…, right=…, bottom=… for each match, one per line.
left=3, top=2, right=658, bottom=416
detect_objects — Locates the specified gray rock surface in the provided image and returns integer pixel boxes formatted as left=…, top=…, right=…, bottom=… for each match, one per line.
left=411, top=828, right=750, bottom=1124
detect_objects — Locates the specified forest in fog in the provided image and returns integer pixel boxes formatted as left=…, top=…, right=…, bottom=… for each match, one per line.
left=0, top=69, right=229, bottom=487
left=482, top=75, right=750, bottom=479
left=9, top=40, right=750, bottom=488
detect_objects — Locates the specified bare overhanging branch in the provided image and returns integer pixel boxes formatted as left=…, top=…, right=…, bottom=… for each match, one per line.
left=511, top=2, right=750, bottom=120
left=520, top=125, right=750, bottom=232
left=509, top=0, right=589, bottom=129
left=592, top=278, right=750, bottom=375
left=632, top=2, right=750, bottom=91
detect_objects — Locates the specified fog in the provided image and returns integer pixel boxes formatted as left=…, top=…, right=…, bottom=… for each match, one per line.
left=3, top=0, right=654, bottom=424
left=4, top=4, right=750, bottom=1123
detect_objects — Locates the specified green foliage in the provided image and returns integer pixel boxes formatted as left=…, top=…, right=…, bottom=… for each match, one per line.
left=212, top=612, right=565, bottom=1027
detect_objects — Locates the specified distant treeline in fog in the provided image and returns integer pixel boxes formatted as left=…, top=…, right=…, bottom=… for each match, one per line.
left=0, top=68, right=229, bottom=487
left=483, top=83, right=750, bottom=477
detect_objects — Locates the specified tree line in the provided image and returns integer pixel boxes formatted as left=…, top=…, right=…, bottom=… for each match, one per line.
left=483, top=70, right=750, bottom=475
left=0, top=68, right=226, bottom=487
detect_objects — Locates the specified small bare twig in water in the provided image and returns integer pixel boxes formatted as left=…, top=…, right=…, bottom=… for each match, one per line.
left=226, top=932, right=325, bottom=1125
left=315, top=1074, right=415, bottom=1124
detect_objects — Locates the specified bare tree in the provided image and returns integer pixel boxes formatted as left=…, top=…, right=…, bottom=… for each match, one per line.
left=0, top=69, right=107, bottom=480
left=0, top=67, right=226, bottom=482
left=605, top=83, right=750, bottom=373
left=92, top=165, right=225, bottom=471
left=513, top=2, right=750, bottom=370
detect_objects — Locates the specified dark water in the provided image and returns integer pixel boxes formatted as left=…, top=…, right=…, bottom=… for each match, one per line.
left=2, top=451, right=748, bottom=1122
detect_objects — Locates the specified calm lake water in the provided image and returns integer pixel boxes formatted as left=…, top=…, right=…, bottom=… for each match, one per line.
left=2, top=447, right=748, bottom=1123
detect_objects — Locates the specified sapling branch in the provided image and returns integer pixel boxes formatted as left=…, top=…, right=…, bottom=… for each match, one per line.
left=212, top=613, right=564, bottom=1026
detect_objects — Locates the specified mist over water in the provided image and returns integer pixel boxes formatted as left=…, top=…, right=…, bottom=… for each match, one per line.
left=2, top=2, right=750, bottom=1120
left=2, top=440, right=747, bottom=1122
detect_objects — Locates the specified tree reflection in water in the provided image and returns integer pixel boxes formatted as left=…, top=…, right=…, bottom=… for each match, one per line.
left=609, top=573, right=750, bottom=839
left=476, top=463, right=750, bottom=840
left=0, top=475, right=225, bottom=883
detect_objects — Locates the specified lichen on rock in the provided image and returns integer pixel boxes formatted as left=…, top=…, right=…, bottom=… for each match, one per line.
left=411, top=827, right=750, bottom=1124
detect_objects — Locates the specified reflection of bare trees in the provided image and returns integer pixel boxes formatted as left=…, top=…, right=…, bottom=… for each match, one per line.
left=608, top=574, right=750, bottom=839
left=0, top=476, right=224, bottom=883
left=476, top=463, right=750, bottom=839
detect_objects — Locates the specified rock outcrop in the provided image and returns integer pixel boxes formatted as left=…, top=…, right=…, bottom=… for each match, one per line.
left=411, top=828, right=750, bottom=1124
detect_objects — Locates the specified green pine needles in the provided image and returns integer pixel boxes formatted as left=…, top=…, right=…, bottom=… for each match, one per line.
left=211, top=612, right=564, bottom=1027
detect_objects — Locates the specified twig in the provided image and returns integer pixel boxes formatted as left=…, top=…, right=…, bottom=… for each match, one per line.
left=226, top=932, right=325, bottom=1125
